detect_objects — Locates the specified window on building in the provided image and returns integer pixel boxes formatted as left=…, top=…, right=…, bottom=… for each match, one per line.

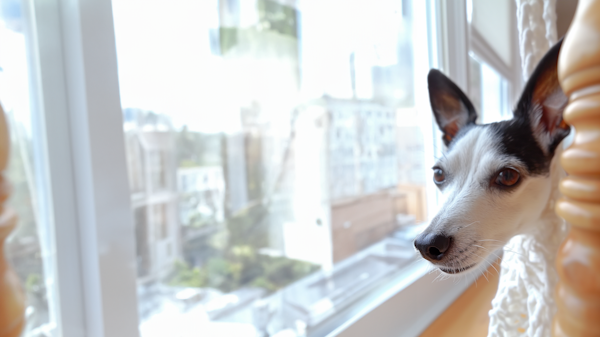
left=135, top=206, right=151, bottom=278
left=153, top=203, right=169, bottom=240
left=148, top=150, right=168, bottom=192
left=125, top=135, right=146, bottom=193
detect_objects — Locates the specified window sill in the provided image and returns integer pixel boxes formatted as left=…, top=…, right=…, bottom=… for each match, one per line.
left=322, top=259, right=484, bottom=337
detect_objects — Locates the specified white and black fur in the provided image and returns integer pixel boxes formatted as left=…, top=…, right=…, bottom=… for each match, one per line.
left=414, top=40, right=570, bottom=274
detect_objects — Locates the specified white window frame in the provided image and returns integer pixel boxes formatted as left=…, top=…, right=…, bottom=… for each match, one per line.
left=466, top=0, right=523, bottom=106
left=24, top=0, right=139, bottom=335
left=19, top=0, right=520, bottom=336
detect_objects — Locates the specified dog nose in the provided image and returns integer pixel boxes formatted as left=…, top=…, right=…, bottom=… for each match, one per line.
left=414, top=233, right=452, bottom=261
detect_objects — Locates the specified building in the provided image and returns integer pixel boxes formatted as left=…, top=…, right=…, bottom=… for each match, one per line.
left=178, top=166, right=226, bottom=225
left=177, top=166, right=227, bottom=267
left=123, top=108, right=180, bottom=282
left=287, top=96, right=420, bottom=266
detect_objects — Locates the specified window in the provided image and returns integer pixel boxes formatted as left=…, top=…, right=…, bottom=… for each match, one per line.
left=8, top=0, right=523, bottom=336
left=135, top=206, right=151, bottom=278
left=469, top=54, right=512, bottom=124
left=467, top=0, right=520, bottom=124
left=149, top=150, right=168, bottom=192
left=112, top=0, right=440, bottom=335
left=470, top=0, right=512, bottom=66
left=153, top=203, right=169, bottom=240
left=1, top=0, right=57, bottom=335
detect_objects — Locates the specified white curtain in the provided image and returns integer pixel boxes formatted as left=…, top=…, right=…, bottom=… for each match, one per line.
left=515, top=0, right=558, bottom=79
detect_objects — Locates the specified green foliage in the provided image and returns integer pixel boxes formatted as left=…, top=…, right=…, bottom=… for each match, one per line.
left=257, top=0, right=298, bottom=38
left=180, top=192, right=216, bottom=228
left=250, top=255, right=318, bottom=292
left=226, top=203, right=270, bottom=249
left=218, top=0, right=298, bottom=56
left=244, top=133, right=264, bottom=201
left=186, top=211, right=212, bottom=228
left=169, top=260, right=206, bottom=288
left=171, top=116, right=316, bottom=296
left=169, top=248, right=318, bottom=293
left=179, top=159, right=201, bottom=168
left=174, top=126, right=223, bottom=168
left=25, top=273, right=42, bottom=293
left=219, top=27, right=239, bottom=55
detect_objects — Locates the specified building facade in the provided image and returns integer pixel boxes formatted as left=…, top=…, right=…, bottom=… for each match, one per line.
left=124, top=108, right=180, bottom=282
left=288, top=96, right=416, bottom=265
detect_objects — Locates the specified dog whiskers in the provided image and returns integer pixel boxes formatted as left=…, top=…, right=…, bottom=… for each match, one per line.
left=475, top=240, right=528, bottom=259
left=484, top=244, right=527, bottom=258
left=470, top=249, right=500, bottom=277
left=461, top=221, right=480, bottom=230
left=478, top=239, right=504, bottom=243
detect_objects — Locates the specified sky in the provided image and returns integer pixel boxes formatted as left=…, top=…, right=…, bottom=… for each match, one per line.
left=0, top=22, right=32, bottom=136
left=0, top=0, right=412, bottom=136
left=111, top=0, right=406, bottom=133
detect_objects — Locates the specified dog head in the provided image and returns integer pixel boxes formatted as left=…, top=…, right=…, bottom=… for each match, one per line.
left=414, top=40, right=569, bottom=274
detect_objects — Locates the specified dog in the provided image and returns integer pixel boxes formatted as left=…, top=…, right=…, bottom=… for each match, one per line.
left=414, top=40, right=569, bottom=274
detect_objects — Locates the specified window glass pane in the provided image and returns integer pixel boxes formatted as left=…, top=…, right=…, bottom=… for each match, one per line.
left=113, top=0, right=433, bottom=335
left=0, top=0, right=57, bottom=335
left=469, top=54, right=511, bottom=124
left=470, top=0, right=511, bottom=66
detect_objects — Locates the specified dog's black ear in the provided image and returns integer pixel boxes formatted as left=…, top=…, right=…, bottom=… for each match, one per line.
left=428, top=69, right=477, bottom=146
left=514, top=39, right=569, bottom=154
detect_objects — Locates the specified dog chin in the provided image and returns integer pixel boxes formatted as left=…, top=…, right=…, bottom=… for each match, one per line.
left=437, top=261, right=480, bottom=275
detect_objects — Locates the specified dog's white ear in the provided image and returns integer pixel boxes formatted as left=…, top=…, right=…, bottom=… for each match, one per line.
left=514, top=39, right=569, bottom=154
left=428, top=70, right=477, bottom=146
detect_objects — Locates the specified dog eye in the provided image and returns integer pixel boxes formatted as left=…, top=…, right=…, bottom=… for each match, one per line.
left=495, top=168, right=520, bottom=187
left=433, top=168, right=445, bottom=184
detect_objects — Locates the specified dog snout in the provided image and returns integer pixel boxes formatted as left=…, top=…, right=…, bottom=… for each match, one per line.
left=414, top=233, right=453, bottom=261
